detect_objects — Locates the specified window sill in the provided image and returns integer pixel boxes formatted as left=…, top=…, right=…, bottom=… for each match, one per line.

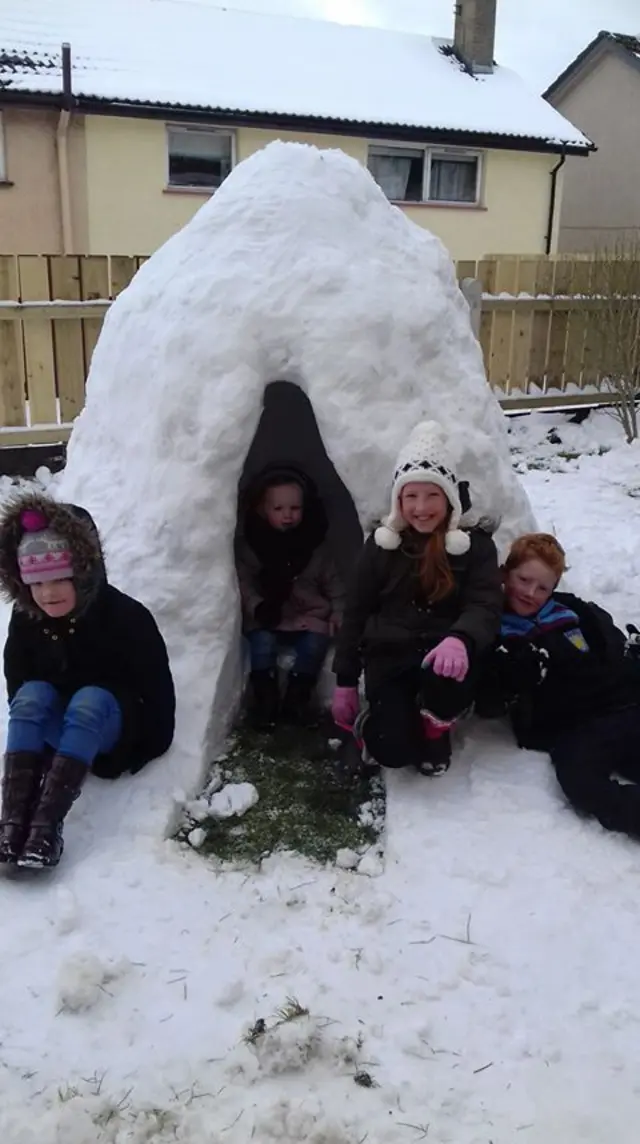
left=163, top=185, right=214, bottom=197
left=0, top=180, right=14, bottom=188
left=392, top=200, right=487, bottom=211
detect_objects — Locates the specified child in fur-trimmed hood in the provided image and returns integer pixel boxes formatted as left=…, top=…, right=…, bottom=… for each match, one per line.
left=0, top=493, right=175, bottom=869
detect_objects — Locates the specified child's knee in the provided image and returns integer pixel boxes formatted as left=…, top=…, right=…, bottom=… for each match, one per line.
left=10, top=681, right=59, bottom=719
left=66, top=687, right=116, bottom=727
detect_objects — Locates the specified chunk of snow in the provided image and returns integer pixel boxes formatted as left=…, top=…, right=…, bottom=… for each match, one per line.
left=185, top=798, right=210, bottom=823
left=208, top=782, right=259, bottom=820
left=187, top=827, right=206, bottom=849
left=357, top=846, right=384, bottom=878
left=335, top=848, right=360, bottom=870
left=55, top=952, right=128, bottom=1013
left=215, top=978, right=245, bottom=1009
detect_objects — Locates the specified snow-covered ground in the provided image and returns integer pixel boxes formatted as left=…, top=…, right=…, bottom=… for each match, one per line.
left=2, top=410, right=640, bottom=1144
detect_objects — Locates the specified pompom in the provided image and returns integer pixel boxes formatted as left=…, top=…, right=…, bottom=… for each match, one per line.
left=20, top=509, right=49, bottom=533
left=444, top=529, right=471, bottom=556
left=374, top=524, right=402, bottom=550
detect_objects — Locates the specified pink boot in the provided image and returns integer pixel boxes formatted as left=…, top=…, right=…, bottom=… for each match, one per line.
left=419, top=711, right=453, bottom=776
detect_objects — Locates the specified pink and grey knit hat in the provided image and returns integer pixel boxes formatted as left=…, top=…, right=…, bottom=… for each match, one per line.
left=17, top=509, right=74, bottom=585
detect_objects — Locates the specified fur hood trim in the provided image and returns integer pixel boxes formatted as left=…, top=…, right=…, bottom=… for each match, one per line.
left=0, top=492, right=106, bottom=618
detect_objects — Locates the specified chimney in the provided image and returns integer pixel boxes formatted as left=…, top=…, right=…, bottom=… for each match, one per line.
left=453, top=0, right=497, bottom=74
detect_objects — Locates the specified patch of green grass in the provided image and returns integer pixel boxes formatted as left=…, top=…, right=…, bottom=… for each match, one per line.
left=176, top=719, right=385, bottom=867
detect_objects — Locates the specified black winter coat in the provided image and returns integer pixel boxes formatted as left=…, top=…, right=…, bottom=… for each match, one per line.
left=0, top=494, right=175, bottom=778
left=480, top=592, right=640, bottom=751
left=333, top=528, right=502, bottom=693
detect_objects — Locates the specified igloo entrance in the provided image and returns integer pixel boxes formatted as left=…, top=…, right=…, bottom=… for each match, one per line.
left=239, top=381, right=363, bottom=581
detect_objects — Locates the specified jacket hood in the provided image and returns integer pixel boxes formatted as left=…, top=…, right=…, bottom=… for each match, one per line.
left=0, top=492, right=106, bottom=618
left=242, top=463, right=327, bottom=539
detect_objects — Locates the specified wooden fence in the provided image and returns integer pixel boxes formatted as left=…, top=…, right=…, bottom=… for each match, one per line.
left=0, top=253, right=635, bottom=446
left=0, top=255, right=147, bottom=446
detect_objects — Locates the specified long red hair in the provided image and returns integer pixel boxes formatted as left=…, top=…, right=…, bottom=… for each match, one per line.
left=418, top=518, right=455, bottom=602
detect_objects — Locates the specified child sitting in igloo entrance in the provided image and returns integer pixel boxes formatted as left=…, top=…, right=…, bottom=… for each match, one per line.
left=0, top=494, right=175, bottom=869
left=332, top=421, right=502, bottom=775
left=236, top=465, right=344, bottom=728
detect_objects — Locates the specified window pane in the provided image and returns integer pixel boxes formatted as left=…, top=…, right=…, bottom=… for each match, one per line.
left=368, top=149, right=424, bottom=202
left=429, top=157, right=478, bottom=203
left=168, top=130, right=233, bottom=189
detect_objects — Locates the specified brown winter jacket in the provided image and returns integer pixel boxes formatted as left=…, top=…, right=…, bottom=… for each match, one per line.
left=236, top=537, right=344, bottom=636
left=333, top=528, right=502, bottom=693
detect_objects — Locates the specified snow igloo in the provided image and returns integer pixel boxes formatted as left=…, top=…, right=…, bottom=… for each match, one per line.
left=59, top=141, right=534, bottom=803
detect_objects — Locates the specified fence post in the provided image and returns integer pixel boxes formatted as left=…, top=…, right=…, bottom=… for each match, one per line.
left=460, top=277, right=482, bottom=339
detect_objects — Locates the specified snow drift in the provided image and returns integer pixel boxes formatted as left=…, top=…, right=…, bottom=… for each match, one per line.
left=59, top=141, right=533, bottom=820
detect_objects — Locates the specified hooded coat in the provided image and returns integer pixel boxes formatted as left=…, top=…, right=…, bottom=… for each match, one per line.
left=235, top=465, right=344, bottom=636
left=0, top=493, right=175, bottom=778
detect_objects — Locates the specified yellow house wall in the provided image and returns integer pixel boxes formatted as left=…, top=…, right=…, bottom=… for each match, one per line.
left=84, top=115, right=558, bottom=260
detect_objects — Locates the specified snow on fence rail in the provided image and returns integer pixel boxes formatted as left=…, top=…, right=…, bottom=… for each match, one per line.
left=0, top=253, right=634, bottom=445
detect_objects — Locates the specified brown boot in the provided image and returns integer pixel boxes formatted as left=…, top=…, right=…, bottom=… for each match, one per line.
left=0, top=751, right=46, bottom=864
left=19, top=755, right=88, bottom=869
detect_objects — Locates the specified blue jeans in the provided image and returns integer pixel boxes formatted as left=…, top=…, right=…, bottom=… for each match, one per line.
left=247, top=630, right=330, bottom=676
left=6, top=681, right=122, bottom=767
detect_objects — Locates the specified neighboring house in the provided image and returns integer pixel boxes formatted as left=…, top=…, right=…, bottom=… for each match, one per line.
left=0, top=0, right=590, bottom=261
left=545, top=31, right=640, bottom=252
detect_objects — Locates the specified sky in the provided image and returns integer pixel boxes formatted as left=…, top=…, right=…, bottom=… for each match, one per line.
left=193, top=0, right=640, bottom=92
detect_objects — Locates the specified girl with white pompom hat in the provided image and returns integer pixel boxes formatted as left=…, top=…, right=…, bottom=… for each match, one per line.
left=331, top=420, right=502, bottom=775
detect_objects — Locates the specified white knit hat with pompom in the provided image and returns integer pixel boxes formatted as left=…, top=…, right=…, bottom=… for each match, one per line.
left=374, top=420, right=471, bottom=555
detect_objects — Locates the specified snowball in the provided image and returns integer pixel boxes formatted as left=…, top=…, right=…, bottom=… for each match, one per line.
left=208, top=783, right=259, bottom=820
left=185, top=798, right=211, bottom=823
left=59, top=141, right=534, bottom=803
left=215, top=978, right=245, bottom=1008
left=335, top=848, right=360, bottom=870
left=187, top=827, right=206, bottom=849
left=357, top=846, right=384, bottom=878
left=56, top=952, right=127, bottom=1013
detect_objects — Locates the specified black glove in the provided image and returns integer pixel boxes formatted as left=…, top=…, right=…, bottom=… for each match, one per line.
left=254, top=599, right=284, bottom=629
left=496, top=642, right=549, bottom=693
left=625, top=624, right=640, bottom=660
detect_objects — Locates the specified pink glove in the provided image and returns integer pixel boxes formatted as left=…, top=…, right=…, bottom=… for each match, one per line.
left=331, top=686, right=360, bottom=729
left=423, top=637, right=469, bottom=682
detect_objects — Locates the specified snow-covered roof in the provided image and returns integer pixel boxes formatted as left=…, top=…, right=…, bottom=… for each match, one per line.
left=0, top=0, right=591, bottom=151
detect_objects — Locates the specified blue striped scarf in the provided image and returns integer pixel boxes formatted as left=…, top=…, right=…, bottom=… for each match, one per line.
left=501, top=598, right=580, bottom=640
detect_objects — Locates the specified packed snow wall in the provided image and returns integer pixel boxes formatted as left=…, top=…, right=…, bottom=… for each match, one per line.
left=59, top=141, right=534, bottom=806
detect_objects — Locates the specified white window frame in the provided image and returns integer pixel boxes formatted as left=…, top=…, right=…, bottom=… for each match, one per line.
left=0, top=111, right=7, bottom=183
left=367, top=141, right=484, bottom=206
left=166, top=123, right=236, bottom=192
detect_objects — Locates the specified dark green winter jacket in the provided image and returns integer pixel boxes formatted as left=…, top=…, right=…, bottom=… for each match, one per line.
left=333, top=528, right=502, bottom=693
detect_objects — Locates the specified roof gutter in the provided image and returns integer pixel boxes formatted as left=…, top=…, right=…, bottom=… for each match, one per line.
left=545, top=150, right=566, bottom=254
left=0, top=87, right=593, bottom=157
left=56, top=41, right=74, bottom=254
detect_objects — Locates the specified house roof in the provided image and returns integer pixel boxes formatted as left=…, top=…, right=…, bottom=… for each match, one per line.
left=544, top=30, right=640, bottom=100
left=0, top=0, right=591, bottom=153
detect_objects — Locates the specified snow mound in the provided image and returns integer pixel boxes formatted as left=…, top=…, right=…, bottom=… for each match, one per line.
left=58, top=141, right=533, bottom=830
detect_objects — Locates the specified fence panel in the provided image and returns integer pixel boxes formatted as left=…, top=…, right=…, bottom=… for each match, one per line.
left=80, top=256, right=110, bottom=375
left=50, top=255, right=86, bottom=423
left=0, top=255, right=27, bottom=429
left=19, top=256, right=58, bottom=426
